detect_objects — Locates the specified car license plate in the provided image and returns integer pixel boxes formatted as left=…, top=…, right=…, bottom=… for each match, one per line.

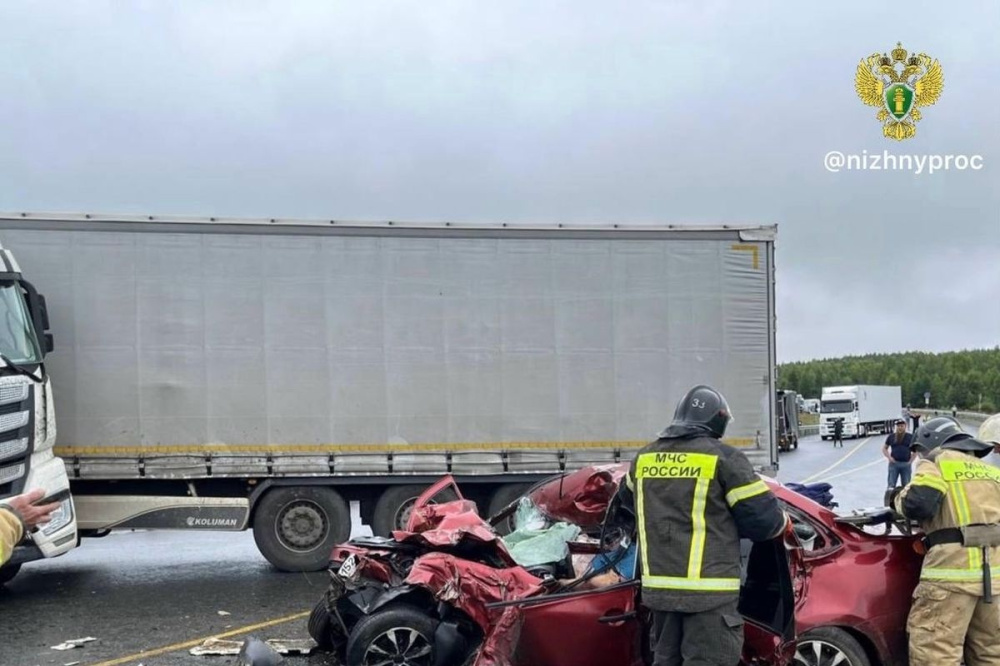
left=338, top=554, right=359, bottom=579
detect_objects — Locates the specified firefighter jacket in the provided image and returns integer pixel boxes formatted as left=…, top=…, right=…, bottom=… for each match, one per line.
left=626, top=435, right=787, bottom=612
left=0, top=506, right=24, bottom=566
left=895, top=449, right=1000, bottom=595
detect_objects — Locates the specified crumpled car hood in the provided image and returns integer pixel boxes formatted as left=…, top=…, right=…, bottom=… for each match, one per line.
left=404, top=551, right=544, bottom=666
left=391, top=500, right=518, bottom=566
left=530, top=464, right=627, bottom=528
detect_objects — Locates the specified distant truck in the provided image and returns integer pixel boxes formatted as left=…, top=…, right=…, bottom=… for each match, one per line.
left=820, top=385, right=902, bottom=440
left=0, top=213, right=780, bottom=574
left=776, top=390, right=799, bottom=452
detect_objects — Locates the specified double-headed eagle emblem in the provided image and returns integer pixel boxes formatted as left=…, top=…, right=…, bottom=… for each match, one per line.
left=855, top=42, right=943, bottom=141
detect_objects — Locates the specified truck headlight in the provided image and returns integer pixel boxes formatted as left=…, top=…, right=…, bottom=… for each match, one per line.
left=39, top=498, right=74, bottom=537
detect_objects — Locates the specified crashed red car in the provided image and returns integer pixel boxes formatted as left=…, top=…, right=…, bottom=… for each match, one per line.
left=309, top=466, right=922, bottom=666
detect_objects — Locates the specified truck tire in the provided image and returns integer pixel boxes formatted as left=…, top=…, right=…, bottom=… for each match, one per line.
left=0, top=563, right=21, bottom=585
left=253, top=486, right=350, bottom=572
left=487, top=483, right=533, bottom=535
left=372, top=485, right=432, bottom=537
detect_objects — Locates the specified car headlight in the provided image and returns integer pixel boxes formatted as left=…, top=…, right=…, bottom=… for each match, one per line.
left=40, top=498, right=74, bottom=537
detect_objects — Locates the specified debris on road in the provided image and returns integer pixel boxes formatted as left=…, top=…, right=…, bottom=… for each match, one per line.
left=50, top=637, right=97, bottom=651
left=190, top=636, right=315, bottom=657
left=236, top=637, right=283, bottom=666
left=217, top=610, right=231, bottom=616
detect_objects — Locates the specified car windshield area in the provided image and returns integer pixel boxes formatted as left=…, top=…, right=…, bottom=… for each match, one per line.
left=821, top=400, right=853, bottom=414
left=0, top=282, right=42, bottom=365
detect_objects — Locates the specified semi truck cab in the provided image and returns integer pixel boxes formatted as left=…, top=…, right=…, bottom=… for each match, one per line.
left=0, top=243, right=76, bottom=583
left=819, top=393, right=860, bottom=438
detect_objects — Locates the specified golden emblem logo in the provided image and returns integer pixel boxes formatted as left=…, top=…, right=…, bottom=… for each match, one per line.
left=855, top=42, right=943, bottom=141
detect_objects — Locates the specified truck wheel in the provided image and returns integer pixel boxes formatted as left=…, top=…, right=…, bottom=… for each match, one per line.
left=0, top=563, right=21, bottom=585
left=346, top=604, right=441, bottom=666
left=372, top=485, right=431, bottom=536
left=487, top=483, right=533, bottom=535
left=253, top=486, right=350, bottom=572
left=793, top=626, right=870, bottom=666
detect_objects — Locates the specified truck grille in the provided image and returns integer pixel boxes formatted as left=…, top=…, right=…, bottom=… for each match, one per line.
left=0, top=382, right=28, bottom=406
left=0, top=437, right=28, bottom=462
left=0, top=462, right=25, bottom=485
left=0, top=376, right=34, bottom=497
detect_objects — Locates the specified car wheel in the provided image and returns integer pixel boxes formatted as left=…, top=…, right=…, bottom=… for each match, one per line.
left=252, top=486, right=351, bottom=572
left=372, top=485, right=432, bottom=537
left=308, top=598, right=335, bottom=651
left=487, top=483, right=533, bottom=535
left=794, top=627, right=871, bottom=666
left=345, top=604, right=439, bottom=666
left=0, top=563, right=21, bottom=585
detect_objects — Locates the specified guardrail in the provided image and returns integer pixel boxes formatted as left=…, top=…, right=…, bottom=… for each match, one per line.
left=799, top=425, right=820, bottom=438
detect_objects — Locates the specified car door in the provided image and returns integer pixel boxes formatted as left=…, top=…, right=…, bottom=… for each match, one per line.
left=488, top=580, right=644, bottom=666
left=739, top=537, right=798, bottom=665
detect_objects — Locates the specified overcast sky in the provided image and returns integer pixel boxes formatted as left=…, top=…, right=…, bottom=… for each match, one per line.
left=1, top=1, right=997, bottom=362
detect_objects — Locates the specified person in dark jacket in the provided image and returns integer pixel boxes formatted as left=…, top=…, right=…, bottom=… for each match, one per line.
left=884, top=419, right=916, bottom=489
left=622, top=385, right=788, bottom=666
left=832, top=417, right=844, bottom=448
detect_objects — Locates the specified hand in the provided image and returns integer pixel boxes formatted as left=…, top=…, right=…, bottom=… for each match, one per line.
left=4, top=489, right=60, bottom=528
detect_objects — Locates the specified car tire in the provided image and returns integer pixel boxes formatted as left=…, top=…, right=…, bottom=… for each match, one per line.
left=372, top=485, right=430, bottom=537
left=0, top=563, right=21, bottom=585
left=308, top=598, right=335, bottom=651
left=345, top=604, right=440, bottom=666
left=794, top=627, right=871, bottom=666
left=487, top=483, right=533, bottom=535
left=252, top=486, right=350, bottom=572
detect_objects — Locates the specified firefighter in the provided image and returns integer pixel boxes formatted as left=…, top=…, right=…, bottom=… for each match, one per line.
left=0, top=489, right=60, bottom=567
left=892, top=417, right=1000, bottom=665
left=623, top=385, right=787, bottom=666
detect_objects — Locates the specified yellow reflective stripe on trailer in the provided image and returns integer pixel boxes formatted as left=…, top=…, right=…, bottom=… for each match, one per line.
left=725, top=479, right=769, bottom=507
left=912, top=474, right=948, bottom=493
left=939, top=460, right=1000, bottom=484
left=635, top=452, right=718, bottom=480
left=643, top=575, right=741, bottom=591
left=921, top=565, right=1000, bottom=582
left=688, top=478, right=711, bottom=579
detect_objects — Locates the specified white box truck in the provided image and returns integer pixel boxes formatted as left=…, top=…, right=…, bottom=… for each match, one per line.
left=820, top=385, right=902, bottom=440
left=0, top=213, right=779, bottom=574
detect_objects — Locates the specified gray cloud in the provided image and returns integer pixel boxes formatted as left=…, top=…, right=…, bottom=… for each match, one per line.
left=1, top=1, right=997, bottom=361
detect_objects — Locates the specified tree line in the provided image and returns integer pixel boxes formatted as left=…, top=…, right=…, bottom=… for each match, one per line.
left=778, top=348, right=1000, bottom=414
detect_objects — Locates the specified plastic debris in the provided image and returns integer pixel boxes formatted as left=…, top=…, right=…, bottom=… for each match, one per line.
left=190, top=637, right=315, bottom=657
left=237, top=637, right=283, bottom=666
left=217, top=610, right=231, bottom=616
left=51, top=637, right=97, bottom=651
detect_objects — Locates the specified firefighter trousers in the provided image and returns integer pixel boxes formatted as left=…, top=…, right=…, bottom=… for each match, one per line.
left=908, top=582, right=1000, bottom=665
left=649, top=601, right=744, bottom=666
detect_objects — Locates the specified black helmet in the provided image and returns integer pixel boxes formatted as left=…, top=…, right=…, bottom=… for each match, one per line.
left=660, top=385, right=733, bottom=439
left=914, top=417, right=993, bottom=457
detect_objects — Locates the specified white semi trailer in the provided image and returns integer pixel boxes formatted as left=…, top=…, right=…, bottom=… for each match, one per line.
left=820, top=385, right=902, bottom=440
left=0, top=213, right=779, bottom=574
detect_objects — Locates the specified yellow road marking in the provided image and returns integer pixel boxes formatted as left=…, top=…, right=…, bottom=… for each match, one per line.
left=86, top=610, right=310, bottom=666
left=799, top=436, right=873, bottom=484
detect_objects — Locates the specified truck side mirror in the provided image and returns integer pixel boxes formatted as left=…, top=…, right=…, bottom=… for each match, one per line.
left=20, top=280, right=53, bottom=359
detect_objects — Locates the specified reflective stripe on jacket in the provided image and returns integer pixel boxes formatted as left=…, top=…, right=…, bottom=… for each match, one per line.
left=626, top=435, right=786, bottom=612
left=895, top=449, right=1000, bottom=594
left=0, top=506, right=23, bottom=566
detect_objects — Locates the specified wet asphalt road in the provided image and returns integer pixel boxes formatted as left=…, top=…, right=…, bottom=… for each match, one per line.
left=2, top=424, right=992, bottom=666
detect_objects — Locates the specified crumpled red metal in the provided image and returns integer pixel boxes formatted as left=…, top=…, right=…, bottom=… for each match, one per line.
left=404, top=551, right=543, bottom=666
left=529, top=464, right=628, bottom=529
left=393, top=500, right=518, bottom=566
